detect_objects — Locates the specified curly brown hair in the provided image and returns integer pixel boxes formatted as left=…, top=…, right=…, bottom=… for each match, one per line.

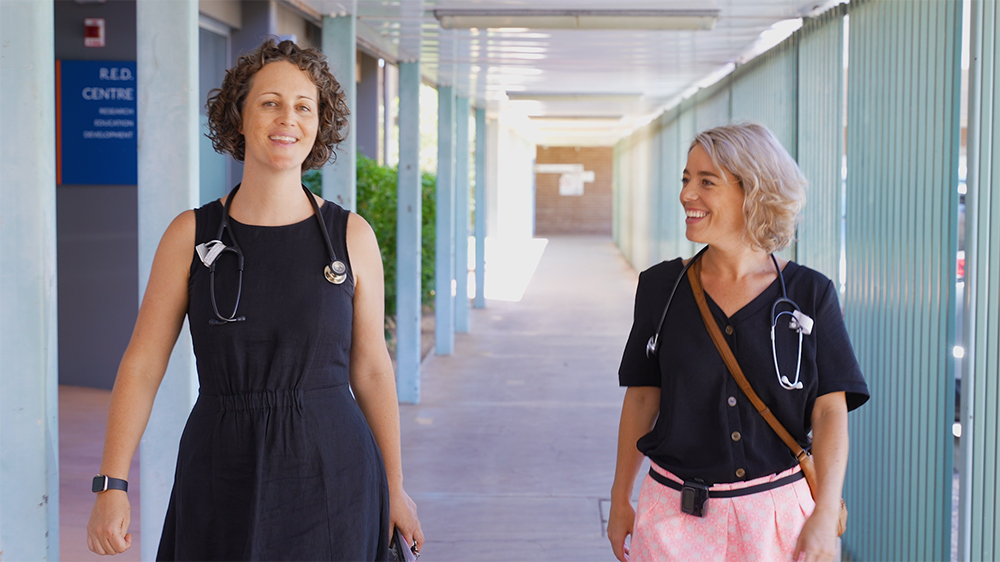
left=206, top=38, right=349, bottom=171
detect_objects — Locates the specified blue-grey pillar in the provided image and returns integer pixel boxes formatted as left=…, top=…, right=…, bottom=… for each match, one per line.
left=322, top=13, right=357, bottom=211
left=136, top=1, right=200, bottom=558
left=435, top=86, right=457, bottom=354
left=0, top=2, right=58, bottom=558
left=383, top=63, right=398, bottom=166
left=454, top=97, right=471, bottom=332
left=396, top=61, right=422, bottom=403
left=473, top=107, right=487, bottom=309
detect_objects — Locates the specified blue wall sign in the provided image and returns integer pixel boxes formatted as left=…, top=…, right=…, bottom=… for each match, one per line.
left=58, top=60, right=137, bottom=185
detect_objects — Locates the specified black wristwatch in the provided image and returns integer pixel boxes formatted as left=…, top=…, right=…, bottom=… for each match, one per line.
left=92, top=475, right=128, bottom=493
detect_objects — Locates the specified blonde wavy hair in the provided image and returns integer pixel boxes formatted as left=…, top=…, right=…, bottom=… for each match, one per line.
left=690, top=123, right=807, bottom=254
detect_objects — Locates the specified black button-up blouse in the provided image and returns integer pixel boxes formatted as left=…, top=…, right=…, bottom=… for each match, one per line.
left=619, top=258, right=870, bottom=485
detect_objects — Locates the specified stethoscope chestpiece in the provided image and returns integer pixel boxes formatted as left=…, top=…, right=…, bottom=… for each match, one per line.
left=324, top=260, right=348, bottom=284
left=303, top=184, right=350, bottom=286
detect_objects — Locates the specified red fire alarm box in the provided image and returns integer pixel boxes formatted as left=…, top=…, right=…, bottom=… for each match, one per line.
left=84, top=18, right=105, bottom=48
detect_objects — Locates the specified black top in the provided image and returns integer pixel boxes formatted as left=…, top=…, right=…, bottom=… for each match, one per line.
left=157, top=199, right=390, bottom=561
left=619, top=258, right=870, bottom=485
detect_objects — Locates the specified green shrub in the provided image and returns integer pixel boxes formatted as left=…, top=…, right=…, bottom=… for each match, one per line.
left=419, top=170, right=436, bottom=310
left=302, top=158, right=436, bottom=319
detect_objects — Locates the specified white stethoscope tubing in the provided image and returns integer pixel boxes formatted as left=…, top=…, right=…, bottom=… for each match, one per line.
left=771, top=310, right=804, bottom=390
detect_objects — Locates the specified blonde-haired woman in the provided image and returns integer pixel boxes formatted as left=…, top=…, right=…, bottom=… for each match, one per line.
left=608, top=123, right=869, bottom=562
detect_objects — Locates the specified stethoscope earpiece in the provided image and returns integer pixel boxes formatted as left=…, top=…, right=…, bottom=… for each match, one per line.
left=646, top=335, right=659, bottom=358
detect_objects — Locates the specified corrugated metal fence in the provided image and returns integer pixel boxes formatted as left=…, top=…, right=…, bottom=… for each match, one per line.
left=796, top=9, right=844, bottom=282
left=961, top=0, right=1000, bottom=559
left=844, top=1, right=961, bottom=559
left=730, top=35, right=799, bottom=158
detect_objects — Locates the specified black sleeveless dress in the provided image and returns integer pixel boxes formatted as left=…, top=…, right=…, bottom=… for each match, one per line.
left=156, top=198, right=390, bottom=561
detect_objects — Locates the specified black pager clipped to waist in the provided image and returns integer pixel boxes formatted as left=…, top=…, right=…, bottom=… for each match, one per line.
left=681, top=480, right=709, bottom=517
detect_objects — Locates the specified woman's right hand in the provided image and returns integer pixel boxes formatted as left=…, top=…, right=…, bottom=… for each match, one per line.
left=609, top=387, right=659, bottom=562
left=607, top=497, right=635, bottom=562
left=87, top=491, right=132, bottom=555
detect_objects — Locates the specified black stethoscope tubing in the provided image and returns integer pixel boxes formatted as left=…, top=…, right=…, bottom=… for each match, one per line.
left=208, top=183, right=347, bottom=326
left=208, top=186, right=246, bottom=325
left=645, top=246, right=708, bottom=357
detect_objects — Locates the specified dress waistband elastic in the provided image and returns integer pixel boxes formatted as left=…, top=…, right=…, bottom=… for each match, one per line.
left=647, top=465, right=804, bottom=498
left=205, top=385, right=347, bottom=411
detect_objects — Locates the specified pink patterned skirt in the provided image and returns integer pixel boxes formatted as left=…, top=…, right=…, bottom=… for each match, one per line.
left=630, top=462, right=815, bottom=561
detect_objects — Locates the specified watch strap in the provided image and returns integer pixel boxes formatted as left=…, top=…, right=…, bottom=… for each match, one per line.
left=92, top=474, right=128, bottom=493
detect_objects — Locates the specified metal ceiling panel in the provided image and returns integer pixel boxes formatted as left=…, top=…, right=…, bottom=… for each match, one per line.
left=303, top=0, right=841, bottom=145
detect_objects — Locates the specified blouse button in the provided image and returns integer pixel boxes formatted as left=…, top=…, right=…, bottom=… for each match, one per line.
left=731, top=431, right=741, bottom=442
left=725, top=325, right=734, bottom=335
left=727, top=396, right=737, bottom=407
left=736, top=468, right=746, bottom=478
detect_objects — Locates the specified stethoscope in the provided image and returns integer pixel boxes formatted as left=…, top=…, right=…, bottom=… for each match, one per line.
left=195, top=183, right=348, bottom=326
left=645, top=247, right=814, bottom=391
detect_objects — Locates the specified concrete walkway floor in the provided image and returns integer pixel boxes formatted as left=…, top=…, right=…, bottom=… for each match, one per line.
left=58, top=235, right=640, bottom=561
left=399, top=235, right=639, bottom=561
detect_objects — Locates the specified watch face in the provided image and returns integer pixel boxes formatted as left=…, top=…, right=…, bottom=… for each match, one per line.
left=92, top=475, right=106, bottom=493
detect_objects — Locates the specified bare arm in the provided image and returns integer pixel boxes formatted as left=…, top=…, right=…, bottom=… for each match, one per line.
left=346, top=213, right=423, bottom=552
left=87, top=210, right=194, bottom=555
left=608, top=386, right=660, bottom=562
left=794, top=391, right=849, bottom=562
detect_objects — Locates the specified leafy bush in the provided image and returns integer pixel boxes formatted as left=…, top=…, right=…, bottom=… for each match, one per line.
left=302, top=157, right=436, bottom=319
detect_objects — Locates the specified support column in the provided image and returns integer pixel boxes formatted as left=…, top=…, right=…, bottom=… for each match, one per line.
left=322, top=13, right=357, bottom=211
left=136, top=1, right=200, bottom=558
left=454, top=97, right=471, bottom=332
left=395, top=61, right=422, bottom=403
left=0, top=2, right=58, bottom=558
left=474, top=107, right=487, bottom=308
left=383, top=63, right=398, bottom=167
left=435, top=86, right=457, bottom=354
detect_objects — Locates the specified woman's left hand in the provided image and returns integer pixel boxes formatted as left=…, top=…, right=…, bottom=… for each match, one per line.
left=793, top=505, right=839, bottom=562
left=390, top=486, right=424, bottom=555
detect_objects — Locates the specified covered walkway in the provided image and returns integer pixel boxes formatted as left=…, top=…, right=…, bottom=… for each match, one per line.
left=399, top=236, right=635, bottom=560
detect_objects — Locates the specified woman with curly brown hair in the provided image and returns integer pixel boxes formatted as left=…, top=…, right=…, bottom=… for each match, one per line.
left=86, top=39, right=423, bottom=560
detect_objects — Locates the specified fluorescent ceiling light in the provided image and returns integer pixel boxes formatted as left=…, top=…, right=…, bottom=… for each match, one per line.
left=506, top=93, right=643, bottom=103
left=528, top=115, right=624, bottom=121
left=434, top=9, right=719, bottom=31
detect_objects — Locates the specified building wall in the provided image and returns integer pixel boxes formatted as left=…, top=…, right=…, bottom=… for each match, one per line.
left=534, top=146, right=613, bottom=235
left=199, top=0, right=241, bottom=29
left=356, top=51, right=381, bottom=160
left=275, top=1, right=319, bottom=49
left=54, top=0, right=139, bottom=390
